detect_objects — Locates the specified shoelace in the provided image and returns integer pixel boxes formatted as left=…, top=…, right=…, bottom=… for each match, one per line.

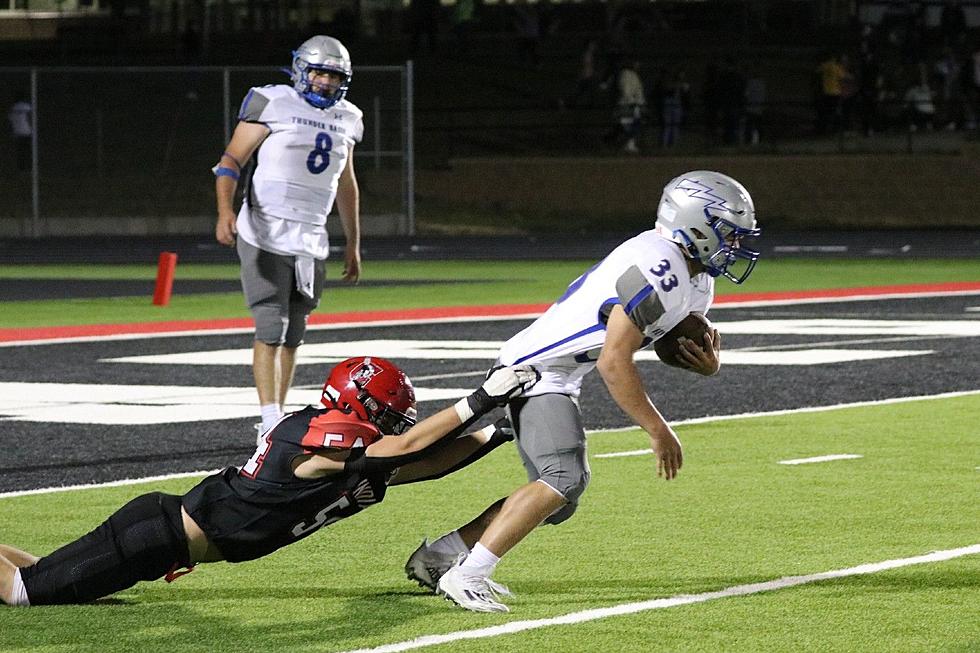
left=485, top=578, right=512, bottom=598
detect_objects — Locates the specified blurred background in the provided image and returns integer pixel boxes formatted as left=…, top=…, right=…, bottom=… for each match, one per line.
left=1, top=0, right=979, bottom=239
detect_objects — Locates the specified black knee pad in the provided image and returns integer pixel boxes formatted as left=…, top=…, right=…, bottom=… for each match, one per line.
left=20, top=493, right=189, bottom=605
left=283, top=310, right=310, bottom=348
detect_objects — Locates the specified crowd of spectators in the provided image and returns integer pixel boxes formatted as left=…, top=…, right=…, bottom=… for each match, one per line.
left=549, top=1, right=980, bottom=153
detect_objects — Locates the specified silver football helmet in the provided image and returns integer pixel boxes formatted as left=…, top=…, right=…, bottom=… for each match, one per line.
left=290, top=35, right=352, bottom=109
left=655, top=170, right=761, bottom=284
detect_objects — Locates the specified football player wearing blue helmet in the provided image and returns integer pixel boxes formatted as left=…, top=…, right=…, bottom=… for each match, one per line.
left=407, top=171, right=760, bottom=614
left=214, top=35, right=363, bottom=437
left=290, top=35, right=353, bottom=109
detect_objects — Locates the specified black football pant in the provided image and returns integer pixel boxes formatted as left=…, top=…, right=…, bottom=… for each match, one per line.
left=19, top=492, right=190, bottom=605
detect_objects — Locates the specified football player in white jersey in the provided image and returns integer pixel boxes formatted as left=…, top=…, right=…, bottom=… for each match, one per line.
left=213, top=36, right=364, bottom=437
left=405, top=170, right=761, bottom=613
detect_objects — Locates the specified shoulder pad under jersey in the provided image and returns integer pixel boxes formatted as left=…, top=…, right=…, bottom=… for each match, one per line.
left=237, top=85, right=294, bottom=122
left=300, top=411, right=382, bottom=450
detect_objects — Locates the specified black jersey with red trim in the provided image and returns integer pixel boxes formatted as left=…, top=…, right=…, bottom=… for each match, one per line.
left=182, top=406, right=389, bottom=563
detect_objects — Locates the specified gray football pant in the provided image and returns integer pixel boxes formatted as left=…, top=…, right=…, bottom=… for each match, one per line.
left=508, top=393, right=591, bottom=525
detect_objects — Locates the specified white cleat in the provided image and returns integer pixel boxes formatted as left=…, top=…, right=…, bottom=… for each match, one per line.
left=437, top=558, right=512, bottom=613
left=405, top=539, right=458, bottom=592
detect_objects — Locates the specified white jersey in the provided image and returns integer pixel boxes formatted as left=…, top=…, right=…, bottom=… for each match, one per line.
left=235, top=85, right=363, bottom=259
left=499, top=230, right=714, bottom=397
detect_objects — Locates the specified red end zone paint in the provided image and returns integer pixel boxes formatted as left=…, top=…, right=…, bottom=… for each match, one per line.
left=0, top=304, right=548, bottom=343
left=2, top=281, right=980, bottom=344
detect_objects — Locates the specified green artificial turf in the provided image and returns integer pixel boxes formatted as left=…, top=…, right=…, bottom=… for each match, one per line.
left=1, top=258, right=978, bottom=329
left=0, top=395, right=977, bottom=652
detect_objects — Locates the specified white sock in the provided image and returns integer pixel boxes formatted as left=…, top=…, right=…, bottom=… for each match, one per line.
left=260, top=404, right=283, bottom=432
left=10, top=568, right=30, bottom=607
left=429, top=531, right=467, bottom=556
left=460, top=542, right=500, bottom=574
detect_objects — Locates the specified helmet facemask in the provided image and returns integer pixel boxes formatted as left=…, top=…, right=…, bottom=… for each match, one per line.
left=356, top=390, right=417, bottom=435
left=290, top=36, right=352, bottom=109
left=656, top=171, right=761, bottom=285
left=293, top=58, right=350, bottom=108
left=321, top=357, right=417, bottom=435
left=694, top=212, right=761, bottom=284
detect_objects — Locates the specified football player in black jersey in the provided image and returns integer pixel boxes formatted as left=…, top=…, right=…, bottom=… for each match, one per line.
left=0, top=357, right=539, bottom=606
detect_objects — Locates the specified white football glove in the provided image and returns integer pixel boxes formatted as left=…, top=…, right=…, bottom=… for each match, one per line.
left=454, top=365, right=540, bottom=422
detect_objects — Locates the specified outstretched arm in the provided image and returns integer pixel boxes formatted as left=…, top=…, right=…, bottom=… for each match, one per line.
left=357, top=366, right=537, bottom=460
left=388, top=418, right=514, bottom=486
left=339, top=366, right=538, bottom=476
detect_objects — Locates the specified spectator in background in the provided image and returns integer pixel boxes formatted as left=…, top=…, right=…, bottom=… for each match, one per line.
left=904, top=67, right=936, bottom=131
left=7, top=99, right=31, bottom=173
left=964, top=44, right=980, bottom=131
left=450, top=0, right=475, bottom=56
left=562, top=39, right=599, bottom=109
left=876, top=71, right=902, bottom=131
left=815, top=53, right=851, bottom=134
left=839, top=54, right=859, bottom=132
left=514, top=4, right=542, bottom=69
left=178, top=24, right=202, bottom=63
left=717, top=57, right=746, bottom=145
left=702, top=59, right=722, bottom=146
left=616, top=59, right=646, bottom=154
left=934, top=46, right=963, bottom=130
left=409, top=0, right=440, bottom=55
left=743, top=70, right=766, bottom=145
left=940, top=0, right=967, bottom=47
left=858, top=47, right=883, bottom=136
left=660, top=68, right=689, bottom=148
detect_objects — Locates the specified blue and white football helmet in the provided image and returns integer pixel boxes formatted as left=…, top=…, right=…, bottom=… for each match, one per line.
left=655, top=170, right=761, bottom=284
left=290, top=35, right=352, bottom=109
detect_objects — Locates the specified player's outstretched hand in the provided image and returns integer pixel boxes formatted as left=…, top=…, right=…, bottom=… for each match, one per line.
left=455, top=365, right=540, bottom=422
left=482, top=365, right=540, bottom=404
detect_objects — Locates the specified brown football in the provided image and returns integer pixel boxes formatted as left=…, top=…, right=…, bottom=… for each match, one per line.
left=653, top=313, right=712, bottom=368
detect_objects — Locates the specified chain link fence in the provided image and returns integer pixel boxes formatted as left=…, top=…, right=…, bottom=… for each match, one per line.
left=0, top=64, right=414, bottom=238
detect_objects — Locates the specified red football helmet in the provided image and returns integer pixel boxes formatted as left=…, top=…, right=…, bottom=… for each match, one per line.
left=321, top=356, right=417, bottom=435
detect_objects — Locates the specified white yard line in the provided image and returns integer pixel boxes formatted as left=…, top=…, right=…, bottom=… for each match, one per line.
left=334, top=544, right=980, bottom=653
left=778, top=454, right=863, bottom=465
left=4, top=389, right=977, bottom=499
left=708, top=288, right=980, bottom=310
left=0, top=469, right=222, bottom=499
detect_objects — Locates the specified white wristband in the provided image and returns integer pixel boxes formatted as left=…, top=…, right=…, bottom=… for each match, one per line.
left=453, top=397, right=475, bottom=423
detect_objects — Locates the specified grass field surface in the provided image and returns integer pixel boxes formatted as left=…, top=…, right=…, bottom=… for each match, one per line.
left=1, top=258, right=980, bottom=328
left=0, top=395, right=976, bottom=652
